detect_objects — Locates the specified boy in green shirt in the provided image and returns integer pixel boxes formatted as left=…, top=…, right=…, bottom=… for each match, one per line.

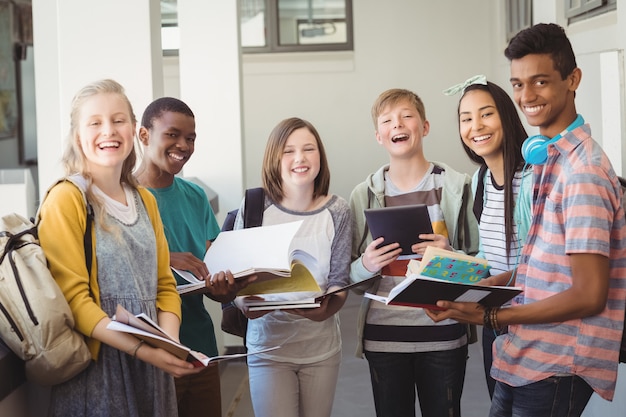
left=136, top=97, right=250, bottom=417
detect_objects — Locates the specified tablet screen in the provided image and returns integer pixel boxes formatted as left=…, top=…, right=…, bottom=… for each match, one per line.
left=364, top=204, right=433, bottom=256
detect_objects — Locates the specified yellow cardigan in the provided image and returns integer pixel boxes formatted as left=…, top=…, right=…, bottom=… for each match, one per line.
left=38, top=180, right=181, bottom=359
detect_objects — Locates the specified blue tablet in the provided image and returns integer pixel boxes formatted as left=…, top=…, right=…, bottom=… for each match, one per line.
left=364, top=204, right=433, bottom=256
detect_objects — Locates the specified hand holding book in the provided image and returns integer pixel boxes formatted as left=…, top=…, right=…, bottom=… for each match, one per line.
left=239, top=276, right=381, bottom=313
left=170, top=251, right=209, bottom=284
left=173, top=268, right=211, bottom=295
left=366, top=247, right=521, bottom=310
left=203, top=221, right=322, bottom=296
left=106, top=305, right=280, bottom=366
left=173, top=267, right=256, bottom=302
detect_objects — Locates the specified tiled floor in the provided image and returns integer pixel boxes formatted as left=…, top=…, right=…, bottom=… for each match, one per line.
left=219, top=294, right=492, bottom=417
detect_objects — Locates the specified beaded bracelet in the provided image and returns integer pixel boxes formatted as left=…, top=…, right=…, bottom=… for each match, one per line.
left=483, top=307, right=494, bottom=330
left=483, top=307, right=502, bottom=330
left=491, top=307, right=501, bottom=330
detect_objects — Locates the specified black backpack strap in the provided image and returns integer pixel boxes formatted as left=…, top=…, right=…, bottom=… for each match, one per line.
left=473, top=164, right=488, bottom=223
left=243, top=187, right=265, bottom=228
left=84, top=203, right=94, bottom=277
left=220, top=187, right=265, bottom=339
left=221, top=210, right=238, bottom=232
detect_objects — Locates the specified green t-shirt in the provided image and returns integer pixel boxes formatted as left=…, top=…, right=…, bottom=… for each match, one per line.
left=148, top=177, right=220, bottom=355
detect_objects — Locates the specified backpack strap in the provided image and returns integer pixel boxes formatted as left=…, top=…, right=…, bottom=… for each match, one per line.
left=473, top=164, right=488, bottom=223
left=357, top=187, right=375, bottom=254
left=60, top=175, right=95, bottom=277
left=220, top=187, right=264, bottom=326
left=40, top=176, right=95, bottom=287
left=83, top=202, right=94, bottom=276
left=243, top=187, right=265, bottom=228
left=221, top=210, right=237, bottom=232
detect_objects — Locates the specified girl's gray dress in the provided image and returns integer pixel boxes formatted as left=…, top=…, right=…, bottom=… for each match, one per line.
left=48, top=189, right=178, bottom=417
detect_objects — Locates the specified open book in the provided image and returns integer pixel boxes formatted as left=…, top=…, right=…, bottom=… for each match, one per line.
left=365, top=276, right=521, bottom=310
left=407, top=246, right=491, bottom=283
left=106, top=305, right=279, bottom=366
left=202, top=220, right=321, bottom=296
left=241, top=276, right=382, bottom=311
left=173, top=268, right=209, bottom=296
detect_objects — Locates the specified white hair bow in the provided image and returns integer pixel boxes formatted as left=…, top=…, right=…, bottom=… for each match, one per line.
left=442, top=74, right=487, bottom=96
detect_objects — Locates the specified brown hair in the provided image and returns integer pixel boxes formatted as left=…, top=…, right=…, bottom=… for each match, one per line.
left=371, top=88, right=426, bottom=128
left=261, top=117, right=330, bottom=203
left=458, top=81, right=528, bottom=254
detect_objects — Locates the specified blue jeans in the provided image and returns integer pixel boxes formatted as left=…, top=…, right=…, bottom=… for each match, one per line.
left=364, top=345, right=468, bottom=417
left=490, top=376, right=593, bottom=417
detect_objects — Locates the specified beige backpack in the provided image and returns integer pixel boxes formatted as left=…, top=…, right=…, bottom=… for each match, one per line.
left=0, top=178, right=93, bottom=385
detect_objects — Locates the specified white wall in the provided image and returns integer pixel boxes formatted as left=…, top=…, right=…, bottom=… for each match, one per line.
left=32, top=0, right=164, bottom=198
left=18, top=1, right=626, bottom=214
left=165, top=0, right=623, bottom=210
left=163, top=1, right=510, bottom=212
left=231, top=0, right=625, bottom=206
left=558, top=7, right=626, bottom=177
left=239, top=0, right=498, bottom=205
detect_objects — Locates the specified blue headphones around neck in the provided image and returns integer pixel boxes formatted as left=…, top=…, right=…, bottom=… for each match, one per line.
left=521, top=114, right=585, bottom=165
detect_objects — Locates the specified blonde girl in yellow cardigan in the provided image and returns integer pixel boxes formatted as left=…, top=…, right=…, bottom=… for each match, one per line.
left=38, top=79, right=201, bottom=417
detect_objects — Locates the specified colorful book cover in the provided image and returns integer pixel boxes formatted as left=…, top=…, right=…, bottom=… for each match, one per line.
left=420, top=256, right=491, bottom=284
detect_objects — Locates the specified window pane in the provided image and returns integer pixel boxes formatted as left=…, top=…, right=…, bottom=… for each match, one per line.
left=241, top=0, right=267, bottom=48
left=161, top=0, right=179, bottom=51
left=505, top=0, right=531, bottom=41
left=161, top=25, right=180, bottom=51
left=277, top=0, right=348, bottom=46
left=566, top=0, right=616, bottom=21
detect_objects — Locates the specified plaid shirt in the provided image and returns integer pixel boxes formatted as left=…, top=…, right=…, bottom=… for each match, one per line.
left=491, top=123, right=626, bottom=401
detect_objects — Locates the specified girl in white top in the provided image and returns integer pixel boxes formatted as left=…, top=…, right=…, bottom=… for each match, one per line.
left=234, top=117, right=352, bottom=417
left=449, top=77, right=532, bottom=398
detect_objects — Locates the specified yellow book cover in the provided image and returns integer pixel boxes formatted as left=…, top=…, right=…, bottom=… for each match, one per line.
left=202, top=221, right=321, bottom=295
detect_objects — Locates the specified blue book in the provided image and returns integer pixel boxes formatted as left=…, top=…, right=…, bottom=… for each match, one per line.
left=408, top=246, right=491, bottom=284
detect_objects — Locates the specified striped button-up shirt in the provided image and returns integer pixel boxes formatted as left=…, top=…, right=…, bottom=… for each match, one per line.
left=491, top=123, right=626, bottom=401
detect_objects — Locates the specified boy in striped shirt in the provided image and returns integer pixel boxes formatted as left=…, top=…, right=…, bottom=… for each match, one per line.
left=349, top=88, right=480, bottom=417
